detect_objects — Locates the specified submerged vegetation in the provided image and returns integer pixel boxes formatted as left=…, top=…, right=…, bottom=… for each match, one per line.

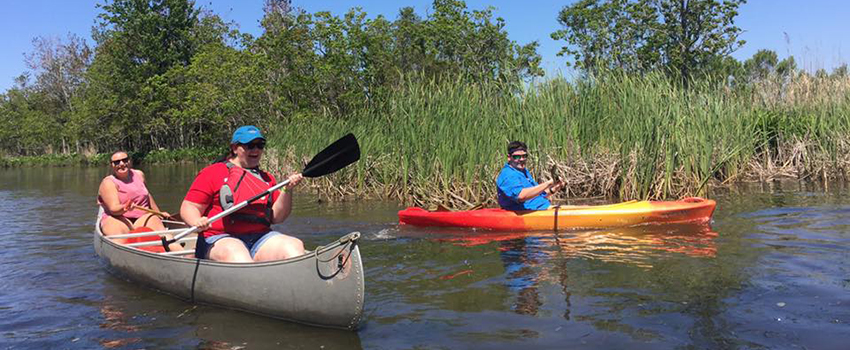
left=1, top=0, right=849, bottom=206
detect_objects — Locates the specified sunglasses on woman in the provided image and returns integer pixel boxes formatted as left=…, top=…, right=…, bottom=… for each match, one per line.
left=111, top=157, right=129, bottom=166
left=241, top=141, right=266, bottom=150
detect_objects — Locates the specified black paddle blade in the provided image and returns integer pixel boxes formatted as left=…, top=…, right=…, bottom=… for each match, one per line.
left=302, top=133, right=360, bottom=178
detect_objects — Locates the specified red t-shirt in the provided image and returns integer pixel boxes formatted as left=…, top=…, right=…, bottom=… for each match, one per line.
left=184, top=162, right=280, bottom=237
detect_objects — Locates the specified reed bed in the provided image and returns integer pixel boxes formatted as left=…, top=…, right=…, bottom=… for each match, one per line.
left=266, top=72, right=850, bottom=207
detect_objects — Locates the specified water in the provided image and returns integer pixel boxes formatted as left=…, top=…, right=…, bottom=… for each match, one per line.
left=1, top=165, right=849, bottom=349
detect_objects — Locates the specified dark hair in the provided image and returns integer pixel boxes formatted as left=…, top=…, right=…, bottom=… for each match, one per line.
left=212, top=146, right=237, bottom=164
left=110, top=150, right=129, bottom=162
left=507, top=141, right=527, bottom=155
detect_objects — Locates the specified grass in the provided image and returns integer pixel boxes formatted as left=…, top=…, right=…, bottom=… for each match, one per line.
left=4, top=71, right=847, bottom=208
left=265, top=71, right=850, bottom=207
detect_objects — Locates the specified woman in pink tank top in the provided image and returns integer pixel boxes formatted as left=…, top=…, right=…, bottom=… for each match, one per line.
left=98, top=151, right=170, bottom=239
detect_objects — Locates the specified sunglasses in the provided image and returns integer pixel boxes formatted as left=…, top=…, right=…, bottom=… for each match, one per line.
left=241, top=142, right=266, bottom=150
left=510, top=154, right=529, bottom=160
left=111, top=157, right=129, bottom=166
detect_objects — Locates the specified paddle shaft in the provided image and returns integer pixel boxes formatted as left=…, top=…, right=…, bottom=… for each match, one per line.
left=108, top=228, right=187, bottom=239
left=171, top=178, right=291, bottom=241
left=135, top=206, right=171, bottom=218
left=165, top=133, right=360, bottom=249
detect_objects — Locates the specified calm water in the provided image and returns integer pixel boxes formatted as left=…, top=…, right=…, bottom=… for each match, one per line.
left=1, top=165, right=849, bottom=349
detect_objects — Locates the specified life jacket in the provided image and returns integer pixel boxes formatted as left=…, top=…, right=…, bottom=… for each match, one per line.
left=219, top=161, right=274, bottom=229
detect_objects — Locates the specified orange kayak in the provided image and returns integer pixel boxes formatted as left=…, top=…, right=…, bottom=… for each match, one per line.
left=398, top=197, right=716, bottom=231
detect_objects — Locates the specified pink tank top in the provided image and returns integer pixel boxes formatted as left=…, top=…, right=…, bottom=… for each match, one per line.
left=99, top=169, right=151, bottom=219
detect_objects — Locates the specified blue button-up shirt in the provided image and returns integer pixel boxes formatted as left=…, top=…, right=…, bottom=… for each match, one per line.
left=496, top=162, right=551, bottom=210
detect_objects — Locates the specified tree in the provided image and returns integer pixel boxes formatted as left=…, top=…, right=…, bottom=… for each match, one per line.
left=552, top=0, right=746, bottom=84
left=775, top=56, right=796, bottom=78
left=253, top=0, right=543, bottom=119
left=832, top=64, right=848, bottom=78
left=419, top=0, right=543, bottom=82
left=24, top=34, right=92, bottom=115
left=85, top=0, right=227, bottom=151
left=22, top=34, right=93, bottom=153
left=93, top=0, right=202, bottom=78
left=742, top=49, right=778, bottom=82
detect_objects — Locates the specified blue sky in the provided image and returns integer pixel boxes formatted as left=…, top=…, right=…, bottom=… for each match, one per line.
left=1, top=0, right=847, bottom=91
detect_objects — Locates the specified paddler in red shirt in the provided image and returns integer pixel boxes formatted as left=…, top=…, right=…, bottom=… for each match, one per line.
left=180, top=125, right=305, bottom=262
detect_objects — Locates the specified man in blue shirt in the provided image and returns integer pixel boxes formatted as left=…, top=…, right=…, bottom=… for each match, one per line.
left=497, top=141, right=564, bottom=210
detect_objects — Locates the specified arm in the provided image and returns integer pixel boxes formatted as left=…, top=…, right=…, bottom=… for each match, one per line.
left=270, top=173, right=303, bottom=224
left=99, top=177, right=132, bottom=215
left=181, top=167, right=216, bottom=229
left=547, top=180, right=565, bottom=196
left=180, top=200, right=210, bottom=230
left=517, top=179, right=556, bottom=202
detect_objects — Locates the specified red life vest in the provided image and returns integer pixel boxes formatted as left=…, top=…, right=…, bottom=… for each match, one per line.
left=219, top=162, right=274, bottom=230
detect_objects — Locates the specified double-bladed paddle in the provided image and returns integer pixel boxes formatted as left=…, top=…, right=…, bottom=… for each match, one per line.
left=164, top=133, right=361, bottom=248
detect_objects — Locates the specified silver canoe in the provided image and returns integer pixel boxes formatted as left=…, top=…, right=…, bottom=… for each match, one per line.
left=93, top=211, right=365, bottom=330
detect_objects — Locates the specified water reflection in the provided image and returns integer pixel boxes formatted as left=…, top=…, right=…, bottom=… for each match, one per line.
left=440, top=223, right=718, bottom=263
left=7, top=163, right=850, bottom=349
left=93, top=276, right=364, bottom=349
left=433, top=224, right=719, bottom=322
left=98, top=294, right=142, bottom=348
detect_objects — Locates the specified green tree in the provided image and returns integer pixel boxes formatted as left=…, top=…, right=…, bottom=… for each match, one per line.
left=832, top=64, right=848, bottom=78
left=85, top=0, right=228, bottom=151
left=93, top=0, right=201, bottom=78
left=254, top=0, right=543, bottom=119
left=775, top=56, right=797, bottom=78
left=552, top=0, right=746, bottom=84
left=743, top=49, right=778, bottom=82
left=23, top=34, right=93, bottom=153
left=418, top=0, right=543, bottom=83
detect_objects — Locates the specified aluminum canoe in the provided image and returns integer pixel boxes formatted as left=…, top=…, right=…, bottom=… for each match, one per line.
left=94, top=212, right=365, bottom=330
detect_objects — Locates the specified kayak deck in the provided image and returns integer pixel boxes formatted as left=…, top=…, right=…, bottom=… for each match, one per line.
left=398, top=197, right=716, bottom=231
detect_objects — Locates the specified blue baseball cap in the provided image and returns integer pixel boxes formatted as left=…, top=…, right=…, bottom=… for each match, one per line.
left=231, top=125, right=265, bottom=144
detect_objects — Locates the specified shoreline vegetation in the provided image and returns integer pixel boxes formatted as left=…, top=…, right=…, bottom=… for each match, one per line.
left=2, top=72, right=849, bottom=208
left=0, top=147, right=219, bottom=168
left=2, top=0, right=848, bottom=208
left=266, top=72, right=850, bottom=208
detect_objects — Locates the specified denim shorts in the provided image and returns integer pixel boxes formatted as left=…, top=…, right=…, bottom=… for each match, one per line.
left=204, top=231, right=283, bottom=258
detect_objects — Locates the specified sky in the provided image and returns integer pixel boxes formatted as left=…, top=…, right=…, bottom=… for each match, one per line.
left=1, top=0, right=847, bottom=91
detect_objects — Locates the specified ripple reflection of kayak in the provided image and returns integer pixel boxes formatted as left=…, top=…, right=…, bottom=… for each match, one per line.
left=440, top=223, right=718, bottom=260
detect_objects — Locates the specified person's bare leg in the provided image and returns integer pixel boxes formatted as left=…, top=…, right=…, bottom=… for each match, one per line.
left=101, top=216, right=133, bottom=244
left=253, top=234, right=305, bottom=262
left=207, top=238, right=253, bottom=263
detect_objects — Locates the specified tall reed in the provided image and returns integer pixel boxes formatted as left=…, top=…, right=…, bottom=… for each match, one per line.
left=266, top=72, right=850, bottom=207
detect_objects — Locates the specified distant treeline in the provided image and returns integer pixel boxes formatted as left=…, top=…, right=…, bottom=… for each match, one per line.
left=2, top=0, right=850, bottom=203
left=0, top=0, right=542, bottom=157
left=5, top=0, right=847, bottom=158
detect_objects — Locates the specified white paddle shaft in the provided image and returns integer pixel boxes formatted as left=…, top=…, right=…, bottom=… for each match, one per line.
left=171, top=178, right=291, bottom=241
